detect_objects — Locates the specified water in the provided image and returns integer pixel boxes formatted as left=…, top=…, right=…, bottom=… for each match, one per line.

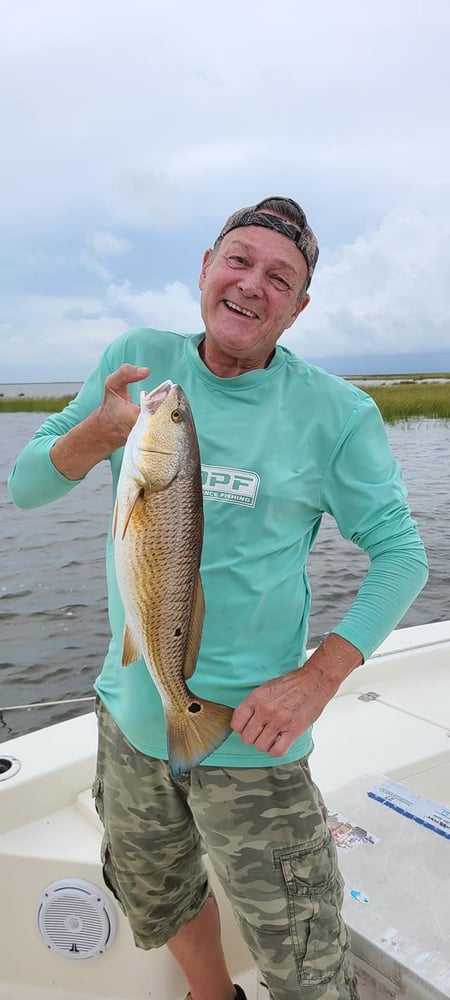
left=0, top=382, right=81, bottom=399
left=1, top=407, right=449, bottom=743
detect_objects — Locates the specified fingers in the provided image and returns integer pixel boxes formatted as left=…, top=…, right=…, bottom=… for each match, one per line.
left=105, top=364, right=150, bottom=393
left=230, top=701, right=254, bottom=733
left=98, top=365, right=151, bottom=449
left=231, top=703, right=295, bottom=756
left=232, top=706, right=264, bottom=745
left=267, top=731, right=293, bottom=756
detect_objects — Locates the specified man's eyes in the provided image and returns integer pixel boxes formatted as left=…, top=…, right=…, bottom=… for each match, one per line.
left=226, top=257, right=291, bottom=289
left=271, top=275, right=291, bottom=289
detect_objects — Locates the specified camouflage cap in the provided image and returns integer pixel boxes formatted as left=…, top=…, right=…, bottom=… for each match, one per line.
left=213, top=196, right=319, bottom=290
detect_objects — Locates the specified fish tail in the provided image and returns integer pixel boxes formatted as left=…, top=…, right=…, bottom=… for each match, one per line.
left=166, top=697, right=233, bottom=778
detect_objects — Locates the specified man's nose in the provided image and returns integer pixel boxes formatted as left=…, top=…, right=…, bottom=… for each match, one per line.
left=237, top=267, right=264, bottom=297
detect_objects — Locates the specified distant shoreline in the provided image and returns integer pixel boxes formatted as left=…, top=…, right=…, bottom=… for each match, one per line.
left=348, top=372, right=450, bottom=381
left=0, top=395, right=76, bottom=413
left=1, top=375, right=449, bottom=423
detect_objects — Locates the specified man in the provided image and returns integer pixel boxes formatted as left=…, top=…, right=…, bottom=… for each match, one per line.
left=8, top=197, right=428, bottom=1000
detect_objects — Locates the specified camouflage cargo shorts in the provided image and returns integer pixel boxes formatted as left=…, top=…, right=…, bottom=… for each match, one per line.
left=92, top=699, right=358, bottom=1000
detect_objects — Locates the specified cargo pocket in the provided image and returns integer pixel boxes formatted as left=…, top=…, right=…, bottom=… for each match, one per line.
left=91, top=774, right=104, bottom=825
left=100, top=842, right=127, bottom=913
left=276, top=828, right=348, bottom=985
left=91, top=774, right=125, bottom=911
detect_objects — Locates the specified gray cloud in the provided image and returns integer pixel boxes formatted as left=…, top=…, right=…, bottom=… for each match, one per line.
left=0, top=0, right=449, bottom=378
left=284, top=185, right=450, bottom=358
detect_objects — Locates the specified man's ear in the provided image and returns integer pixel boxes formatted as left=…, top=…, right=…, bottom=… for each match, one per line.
left=286, top=293, right=310, bottom=329
left=199, top=249, right=213, bottom=290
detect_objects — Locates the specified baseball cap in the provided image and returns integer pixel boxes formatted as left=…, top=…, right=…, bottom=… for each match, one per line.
left=213, top=196, right=319, bottom=289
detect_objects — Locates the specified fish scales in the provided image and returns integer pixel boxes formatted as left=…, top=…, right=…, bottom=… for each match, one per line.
left=128, top=487, right=202, bottom=705
left=113, top=380, right=233, bottom=775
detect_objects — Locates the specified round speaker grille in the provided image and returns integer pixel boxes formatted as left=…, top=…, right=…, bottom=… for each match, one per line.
left=0, top=755, right=21, bottom=781
left=36, top=878, right=117, bottom=960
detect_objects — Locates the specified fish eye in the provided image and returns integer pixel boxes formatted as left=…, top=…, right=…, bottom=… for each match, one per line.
left=171, top=409, right=182, bottom=422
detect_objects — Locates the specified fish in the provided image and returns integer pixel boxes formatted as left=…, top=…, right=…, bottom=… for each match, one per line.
left=112, top=379, right=233, bottom=776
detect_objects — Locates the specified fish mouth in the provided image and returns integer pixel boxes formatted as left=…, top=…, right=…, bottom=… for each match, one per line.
left=141, top=380, right=174, bottom=414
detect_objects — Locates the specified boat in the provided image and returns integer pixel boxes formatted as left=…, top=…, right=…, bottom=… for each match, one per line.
left=1, top=620, right=449, bottom=1000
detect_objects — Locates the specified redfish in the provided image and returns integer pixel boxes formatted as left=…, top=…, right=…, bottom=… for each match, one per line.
left=113, top=380, right=232, bottom=776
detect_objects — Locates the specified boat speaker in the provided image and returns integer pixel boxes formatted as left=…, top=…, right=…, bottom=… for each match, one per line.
left=36, top=877, right=117, bottom=960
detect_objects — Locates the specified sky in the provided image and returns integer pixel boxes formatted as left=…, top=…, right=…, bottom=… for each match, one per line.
left=1, top=0, right=449, bottom=382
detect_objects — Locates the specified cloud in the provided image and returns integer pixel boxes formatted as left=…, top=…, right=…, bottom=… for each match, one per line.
left=0, top=0, right=449, bottom=378
left=107, top=280, right=201, bottom=333
left=1, top=181, right=449, bottom=381
left=1, top=294, right=128, bottom=377
left=81, top=231, right=132, bottom=282
left=0, top=280, right=201, bottom=381
left=87, top=232, right=131, bottom=258
left=283, top=185, right=450, bottom=358
left=2, top=0, right=448, bottom=234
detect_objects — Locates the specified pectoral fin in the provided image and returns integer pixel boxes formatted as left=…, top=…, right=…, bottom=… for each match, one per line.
left=183, top=572, right=205, bottom=680
left=121, top=487, right=144, bottom=539
left=122, top=624, right=141, bottom=667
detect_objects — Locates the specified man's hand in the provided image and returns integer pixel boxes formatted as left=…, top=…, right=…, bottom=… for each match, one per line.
left=97, top=364, right=151, bottom=450
left=231, top=633, right=363, bottom=756
left=50, top=364, right=150, bottom=481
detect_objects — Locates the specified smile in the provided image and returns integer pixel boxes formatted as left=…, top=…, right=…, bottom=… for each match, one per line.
left=224, top=300, right=258, bottom=319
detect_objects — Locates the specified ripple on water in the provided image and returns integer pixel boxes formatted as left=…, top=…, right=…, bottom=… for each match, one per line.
left=1, top=413, right=449, bottom=740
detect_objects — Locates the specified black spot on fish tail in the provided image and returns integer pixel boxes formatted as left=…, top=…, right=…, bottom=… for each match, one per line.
left=167, top=697, right=233, bottom=776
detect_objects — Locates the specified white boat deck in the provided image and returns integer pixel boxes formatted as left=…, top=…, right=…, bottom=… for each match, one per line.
left=311, top=621, right=450, bottom=802
left=0, top=621, right=449, bottom=999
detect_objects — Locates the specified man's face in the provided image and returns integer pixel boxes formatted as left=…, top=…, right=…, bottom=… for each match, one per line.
left=198, top=225, right=310, bottom=366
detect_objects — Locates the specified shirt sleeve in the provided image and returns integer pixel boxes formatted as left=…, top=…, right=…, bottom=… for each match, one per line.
left=7, top=348, right=114, bottom=509
left=319, top=394, right=429, bottom=660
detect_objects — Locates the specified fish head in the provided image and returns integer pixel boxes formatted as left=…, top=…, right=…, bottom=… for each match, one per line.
left=128, top=380, right=201, bottom=490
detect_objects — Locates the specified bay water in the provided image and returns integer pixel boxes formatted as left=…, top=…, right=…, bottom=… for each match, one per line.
left=1, top=396, right=448, bottom=743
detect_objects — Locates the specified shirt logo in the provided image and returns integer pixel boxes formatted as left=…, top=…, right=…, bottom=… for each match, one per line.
left=201, top=465, right=260, bottom=507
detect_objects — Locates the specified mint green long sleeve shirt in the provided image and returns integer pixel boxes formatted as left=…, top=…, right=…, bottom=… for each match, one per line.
left=8, top=330, right=428, bottom=765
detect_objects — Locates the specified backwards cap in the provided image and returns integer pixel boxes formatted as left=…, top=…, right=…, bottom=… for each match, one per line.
left=213, top=196, right=319, bottom=289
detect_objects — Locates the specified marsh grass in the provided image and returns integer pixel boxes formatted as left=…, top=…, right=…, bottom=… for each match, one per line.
left=0, top=395, right=75, bottom=413
left=1, top=381, right=450, bottom=423
left=349, top=372, right=450, bottom=382
left=364, top=382, right=450, bottom=422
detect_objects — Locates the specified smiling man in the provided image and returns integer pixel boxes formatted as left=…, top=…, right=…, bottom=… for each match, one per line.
left=9, top=196, right=428, bottom=1000
left=198, top=199, right=314, bottom=375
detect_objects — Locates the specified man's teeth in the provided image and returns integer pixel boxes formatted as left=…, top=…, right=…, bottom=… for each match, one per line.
left=225, top=300, right=257, bottom=318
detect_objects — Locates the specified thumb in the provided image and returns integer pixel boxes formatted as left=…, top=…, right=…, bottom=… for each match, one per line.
left=107, top=364, right=150, bottom=392
left=119, top=363, right=150, bottom=383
